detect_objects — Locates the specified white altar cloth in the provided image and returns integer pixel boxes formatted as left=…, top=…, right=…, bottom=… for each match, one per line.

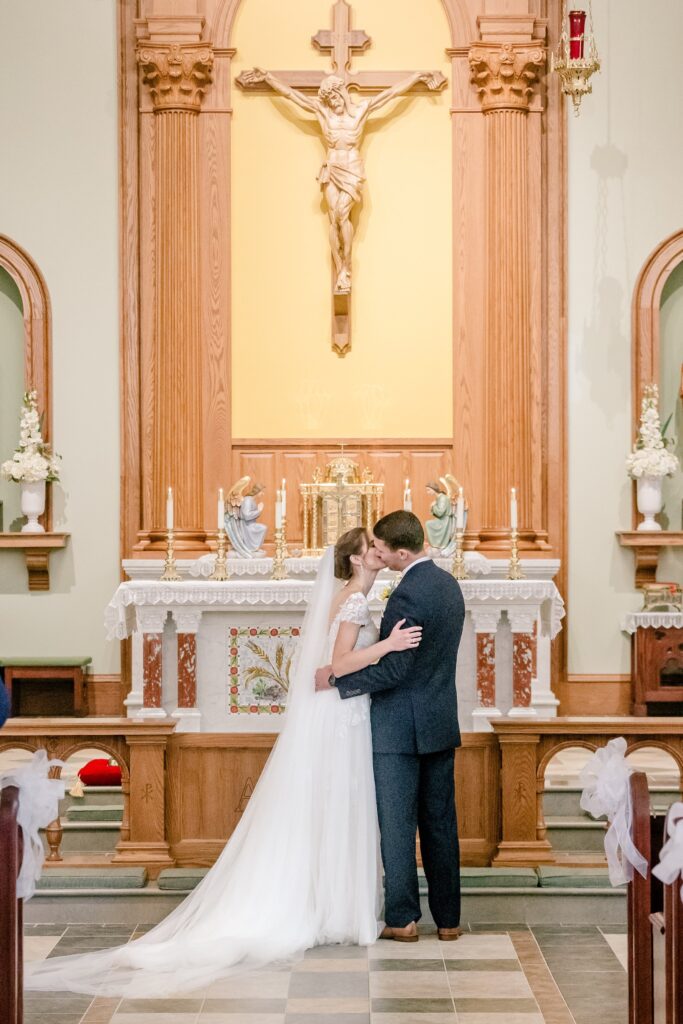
left=108, top=557, right=564, bottom=733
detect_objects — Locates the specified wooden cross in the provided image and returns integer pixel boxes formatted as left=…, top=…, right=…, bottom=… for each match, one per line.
left=236, top=0, right=446, bottom=355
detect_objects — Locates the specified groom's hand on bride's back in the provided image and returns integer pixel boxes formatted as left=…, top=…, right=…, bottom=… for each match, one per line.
left=315, top=665, right=334, bottom=692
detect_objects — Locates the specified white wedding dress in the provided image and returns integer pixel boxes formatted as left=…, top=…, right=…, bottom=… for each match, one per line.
left=25, top=550, right=383, bottom=997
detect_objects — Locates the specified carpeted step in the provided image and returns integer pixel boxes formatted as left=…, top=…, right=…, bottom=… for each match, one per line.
left=460, top=867, right=539, bottom=888
left=158, top=868, right=209, bottom=890
left=537, top=866, right=618, bottom=889
left=544, top=816, right=608, bottom=852
left=66, top=804, right=123, bottom=823
left=36, top=867, right=147, bottom=890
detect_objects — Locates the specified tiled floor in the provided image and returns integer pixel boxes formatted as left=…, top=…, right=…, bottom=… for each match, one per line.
left=23, top=922, right=627, bottom=1024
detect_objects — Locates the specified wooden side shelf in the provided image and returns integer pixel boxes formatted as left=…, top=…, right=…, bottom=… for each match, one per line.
left=0, top=533, right=69, bottom=591
left=617, top=531, right=683, bottom=588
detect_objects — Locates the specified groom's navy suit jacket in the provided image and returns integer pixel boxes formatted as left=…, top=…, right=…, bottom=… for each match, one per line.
left=336, top=559, right=464, bottom=754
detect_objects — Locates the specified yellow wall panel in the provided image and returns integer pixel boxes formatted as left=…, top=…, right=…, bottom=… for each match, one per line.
left=231, top=0, right=452, bottom=438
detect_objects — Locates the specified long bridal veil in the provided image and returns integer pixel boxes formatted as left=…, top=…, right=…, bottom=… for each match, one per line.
left=26, top=548, right=352, bottom=997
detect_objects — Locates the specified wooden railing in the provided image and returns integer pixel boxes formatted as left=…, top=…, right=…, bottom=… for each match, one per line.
left=0, top=785, right=23, bottom=1024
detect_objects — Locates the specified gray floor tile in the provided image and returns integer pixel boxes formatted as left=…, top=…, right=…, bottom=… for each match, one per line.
left=371, top=999, right=455, bottom=1013
left=453, top=998, right=539, bottom=1013
left=288, top=972, right=369, bottom=998
left=370, top=959, right=444, bottom=972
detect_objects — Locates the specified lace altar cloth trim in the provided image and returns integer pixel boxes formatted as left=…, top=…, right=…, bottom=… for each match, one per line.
left=622, top=611, right=683, bottom=634
left=105, top=579, right=564, bottom=642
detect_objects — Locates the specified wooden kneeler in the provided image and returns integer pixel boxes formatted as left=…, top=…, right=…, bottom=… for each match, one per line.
left=0, top=786, right=23, bottom=1024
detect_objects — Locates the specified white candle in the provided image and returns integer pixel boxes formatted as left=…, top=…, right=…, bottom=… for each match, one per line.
left=166, top=487, right=174, bottom=530
left=275, top=489, right=283, bottom=529
left=217, top=487, right=225, bottom=531
left=456, top=486, right=464, bottom=530
left=510, top=487, right=518, bottom=531
left=281, top=478, right=286, bottom=518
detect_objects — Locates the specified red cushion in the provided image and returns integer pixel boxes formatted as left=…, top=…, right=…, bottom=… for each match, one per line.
left=78, top=758, right=122, bottom=786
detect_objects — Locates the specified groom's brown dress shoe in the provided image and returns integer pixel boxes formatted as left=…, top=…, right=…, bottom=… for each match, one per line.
left=380, top=922, right=419, bottom=943
left=437, top=927, right=463, bottom=941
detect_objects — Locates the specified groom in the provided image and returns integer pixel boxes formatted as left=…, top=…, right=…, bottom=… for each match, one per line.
left=316, top=510, right=465, bottom=941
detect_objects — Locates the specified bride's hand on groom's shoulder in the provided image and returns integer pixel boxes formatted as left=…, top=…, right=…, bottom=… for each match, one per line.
left=315, top=665, right=334, bottom=692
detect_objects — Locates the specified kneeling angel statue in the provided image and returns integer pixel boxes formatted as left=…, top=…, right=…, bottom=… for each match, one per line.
left=225, top=477, right=267, bottom=558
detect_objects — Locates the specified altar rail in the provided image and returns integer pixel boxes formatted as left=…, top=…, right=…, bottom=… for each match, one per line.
left=166, top=731, right=500, bottom=867
left=491, top=718, right=683, bottom=866
left=0, top=720, right=176, bottom=877
left=0, top=785, right=22, bottom=1024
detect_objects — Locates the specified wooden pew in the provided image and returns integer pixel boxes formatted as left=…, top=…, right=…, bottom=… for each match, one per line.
left=628, top=771, right=658, bottom=1024
left=0, top=785, right=23, bottom=1024
left=658, top=808, right=683, bottom=1024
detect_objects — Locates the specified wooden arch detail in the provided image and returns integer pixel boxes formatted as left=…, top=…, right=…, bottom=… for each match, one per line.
left=632, top=229, right=683, bottom=433
left=0, top=234, right=53, bottom=529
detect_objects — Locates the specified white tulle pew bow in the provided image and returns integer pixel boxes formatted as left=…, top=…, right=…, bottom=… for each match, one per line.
left=579, top=737, right=648, bottom=886
left=652, top=801, right=683, bottom=902
left=0, top=749, right=66, bottom=900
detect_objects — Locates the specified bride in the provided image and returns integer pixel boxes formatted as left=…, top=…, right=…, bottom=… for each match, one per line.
left=25, top=527, right=421, bottom=997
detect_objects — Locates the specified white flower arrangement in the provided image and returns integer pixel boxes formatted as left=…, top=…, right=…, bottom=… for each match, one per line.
left=0, top=391, right=61, bottom=483
left=626, top=384, right=679, bottom=480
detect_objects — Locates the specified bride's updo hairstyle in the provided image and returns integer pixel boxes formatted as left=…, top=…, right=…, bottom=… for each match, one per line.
left=334, top=527, right=368, bottom=581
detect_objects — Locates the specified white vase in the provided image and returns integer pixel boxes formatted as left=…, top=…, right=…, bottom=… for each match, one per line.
left=636, top=475, right=663, bottom=532
left=20, top=480, right=46, bottom=533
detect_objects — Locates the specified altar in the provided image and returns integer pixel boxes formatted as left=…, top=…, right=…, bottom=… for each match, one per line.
left=107, top=556, right=564, bottom=733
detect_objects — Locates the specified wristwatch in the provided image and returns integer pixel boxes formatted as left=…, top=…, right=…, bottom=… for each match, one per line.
left=328, top=673, right=337, bottom=688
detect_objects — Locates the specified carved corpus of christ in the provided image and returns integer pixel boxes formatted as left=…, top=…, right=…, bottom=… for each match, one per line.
left=236, top=0, right=446, bottom=355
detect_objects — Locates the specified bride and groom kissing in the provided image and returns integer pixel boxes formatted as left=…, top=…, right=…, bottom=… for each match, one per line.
left=26, top=510, right=466, bottom=998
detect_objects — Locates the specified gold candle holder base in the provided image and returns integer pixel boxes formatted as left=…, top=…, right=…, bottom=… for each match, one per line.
left=507, top=528, right=526, bottom=580
left=209, top=528, right=230, bottom=581
left=451, top=529, right=469, bottom=580
left=160, top=528, right=181, bottom=581
left=272, top=525, right=288, bottom=580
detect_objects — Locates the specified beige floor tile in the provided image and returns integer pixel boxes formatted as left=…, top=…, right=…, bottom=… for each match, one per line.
left=200, top=1016, right=285, bottom=1023
left=370, top=1015, right=457, bottom=1023
left=456, top=1016, right=544, bottom=1024
left=369, top=971, right=452, bottom=999
left=447, top=971, right=533, bottom=998
left=440, top=936, right=517, bottom=960
left=23, top=935, right=62, bottom=961
left=368, top=939, right=444, bottom=960
left=201, top=972, right=290, bottom=998
left=285, top=997, right=370, bottom=1013
left=110, top=1015, right=200, bottom=1024
left=294, top=958, right=369, bottom=972
left=602, top=933, right=628, bottom=970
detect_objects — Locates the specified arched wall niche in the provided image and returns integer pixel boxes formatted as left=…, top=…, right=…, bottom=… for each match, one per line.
left=0, top=235, right=53, bottom=531
left=212, top=0, right=475, bottom=50
left=632, top=230, right=683, bottom=436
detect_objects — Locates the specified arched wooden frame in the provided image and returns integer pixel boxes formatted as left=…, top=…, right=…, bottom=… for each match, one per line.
left=0, top=234, right=53, bottom=531
left=632, top=231, right=683, bottom=442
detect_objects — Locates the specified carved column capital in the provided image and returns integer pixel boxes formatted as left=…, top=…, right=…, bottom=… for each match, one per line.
left=469, top=42, right=545, bottom=112
left=137, top=42, right=214, bottom=111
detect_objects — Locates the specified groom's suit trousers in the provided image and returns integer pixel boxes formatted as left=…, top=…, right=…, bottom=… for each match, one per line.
left=373, top=748, right=460, bottom=929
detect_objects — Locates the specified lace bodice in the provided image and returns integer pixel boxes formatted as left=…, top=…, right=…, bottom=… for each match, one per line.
left=324, top=591, right=379, bottom=664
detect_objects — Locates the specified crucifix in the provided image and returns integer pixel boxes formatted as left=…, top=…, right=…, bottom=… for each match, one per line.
left=236, top=0, right=446, bottom=356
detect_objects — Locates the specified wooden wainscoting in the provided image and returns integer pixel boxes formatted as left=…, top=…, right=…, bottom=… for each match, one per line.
left=556, top=675, right=631, bottom=717
left=231, top=439, right=454, bottom=548
left=166, top=731, right=499, bottom=867
left=86, top=675, right=124, bottom=717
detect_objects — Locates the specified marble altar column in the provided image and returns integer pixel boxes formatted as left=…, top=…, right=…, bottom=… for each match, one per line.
left=508, top=608, right=538, bottom=719
left=470, top=608, right=503, bottom=732
left=468, top=36, right=546, bottom=549
left=137, top=608, right=169, bottom=719
left=171, top=609, right=203, bottom=731
left=136, top=38, right=214, bottom=550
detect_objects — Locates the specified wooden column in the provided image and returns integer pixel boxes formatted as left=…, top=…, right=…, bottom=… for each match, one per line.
left=135, top=39, right=214, bottom=551
left=113, top=732, right=174, bottom=875
left=493, top=732, right=554, bottom=865
left=469, top=35, right=546, bottom=549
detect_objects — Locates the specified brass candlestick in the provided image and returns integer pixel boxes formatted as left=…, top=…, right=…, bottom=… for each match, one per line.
left=507, top=527, right=525, bottom=580
left=272, top=524, right=288, bottom=580
left=210, top=527, right=230, bottom=581
left=160, top=528, right=181, bottom=581
left=451, top=528, right=469, bottom=580
left=281, top=515, right=291, bottom=560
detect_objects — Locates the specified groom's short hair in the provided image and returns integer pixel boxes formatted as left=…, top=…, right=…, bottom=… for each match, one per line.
left=374, top=511, right=424, bottom=553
